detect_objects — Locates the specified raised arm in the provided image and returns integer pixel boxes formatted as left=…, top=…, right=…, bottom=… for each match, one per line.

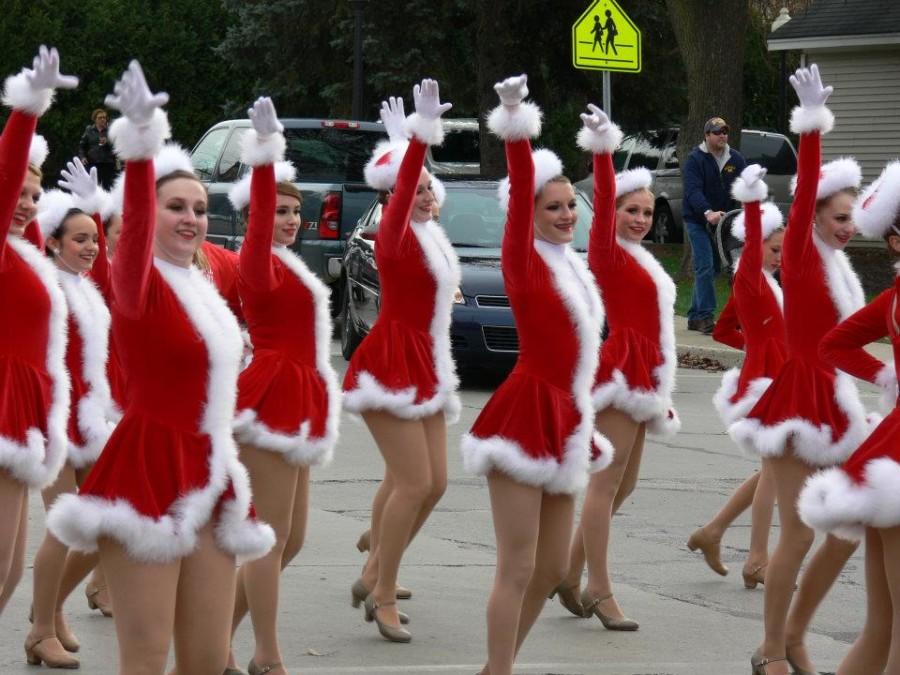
left=575, top=103, right=623, bottom=274
left=235, top=96, right=285, bottom=292
left=106, top=60, right=171, bottom=318
left=59, top=156, right=112, bottom=291
left=731, top=164, right=772, bottom=297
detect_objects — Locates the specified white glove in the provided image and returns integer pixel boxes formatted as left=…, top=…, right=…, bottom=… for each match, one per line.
left=789, top=64, right=832, bottom=109
left=379, top=96, right=407, bottom=142
left=58, top=157, right=98, bottom=198
left=412, top=79, right=452, bottom=120
left=247, top=96, right=283, bottom=138
left=493, top=74, right=528, bottom=107
left=105, top=61, right=169, bottom=127
left=740, top=163, right=767, bottom=187
left=25, top=45, right=78, bottom=92
left=580, top=103, right=611, bottom=134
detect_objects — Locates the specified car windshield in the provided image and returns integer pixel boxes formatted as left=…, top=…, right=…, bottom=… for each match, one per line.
left=284, top=127, right=385, bottom=182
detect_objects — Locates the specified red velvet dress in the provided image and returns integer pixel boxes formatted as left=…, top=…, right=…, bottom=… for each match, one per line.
left=589, top=153, right=679, bottom=436
left=712, top=201, right=788, bottom=426
left=233, top=164, right=340, bottom=465
left=342, top=139, right=462, bottom=422
left=800, top=279, right=900, bottom=540
left=0, top=110, right=70, bottom=488
left=461, top=138, right=610, bottom=494
left=202, top=240, right=244, bottom=324
left=729, top=130, right=873, bottom=466
left=48, top=159, right=274, bottom=563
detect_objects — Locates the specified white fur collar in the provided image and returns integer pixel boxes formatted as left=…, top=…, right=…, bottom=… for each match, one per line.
left=812, top=232, right=865, bottom=320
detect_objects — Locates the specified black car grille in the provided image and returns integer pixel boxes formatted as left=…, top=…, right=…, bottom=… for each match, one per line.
left=450, top=333, right=467, bottom=350
left=475, top=294, right=510, bottom=308
left=482, top=326, right=519, bottom=352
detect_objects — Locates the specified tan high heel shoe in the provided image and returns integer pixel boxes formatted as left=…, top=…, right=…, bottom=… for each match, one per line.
left=742, top=563, right=767, bottom=589
left=28, top=606, right=80, bottom=653
left=785, top=643, right=817, bottom=675
left=364, top=594, right=411, bottom=643
left=24, top=635, right=80, bottom=669
left=356, top=530, right=371, bottom=553
left=247, top=659, right=284, bottom=675
left=580, top=591, right=639, bottom=631
left=750, top=649, right=786, bottom=674
left=687, top=527, right=728, bottom=576
left=548, top=583, right=587, bottom=618
left=85, top=581, right=113, bottom=617
left=351, top=579, right=409, bottom=623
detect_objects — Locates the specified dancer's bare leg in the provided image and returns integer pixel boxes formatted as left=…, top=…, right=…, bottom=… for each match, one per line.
left=700, top=472, right=759, bottom=541
left=747, top=463, right=775, bottom=573
left=56, top=550, right=101, bottom=609
left=880, top=526, right=900, bottom=675
left=0, top=470, right=28, bottom=616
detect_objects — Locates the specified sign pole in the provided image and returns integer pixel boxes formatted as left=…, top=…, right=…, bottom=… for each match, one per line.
left=602, top=71, right=611, bottom=118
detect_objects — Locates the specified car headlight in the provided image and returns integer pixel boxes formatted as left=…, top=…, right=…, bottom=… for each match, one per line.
left=453, top=286, right=465, bottom=304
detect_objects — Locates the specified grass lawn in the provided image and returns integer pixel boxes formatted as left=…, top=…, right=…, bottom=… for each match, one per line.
left=649, top=243, right=732, bottom=318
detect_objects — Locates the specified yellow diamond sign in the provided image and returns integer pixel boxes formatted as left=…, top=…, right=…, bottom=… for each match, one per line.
left=573, top=0, right=641, bottom=73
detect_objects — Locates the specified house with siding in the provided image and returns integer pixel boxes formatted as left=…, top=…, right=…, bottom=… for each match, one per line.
left=768, top=0, right=900, bottom=181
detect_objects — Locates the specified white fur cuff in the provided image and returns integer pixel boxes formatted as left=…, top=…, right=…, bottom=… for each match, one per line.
left=404, top=113, right=445, bottom=146
left=2, top=72, right=54, bottom=116
left=877, top=363, right=898, bottom=413
left=72, top=188, right=110, bottom=218
left=576, top=122, right=623, bottom=155
left=240, top=129, right=286, bottom=167
left=731, top=176, right=768, bottom=203
left=109, top=109, right=172, bottom=161
left=789, top=104, right=835, bottom=135
left=487, top=101, right=542, bottom=141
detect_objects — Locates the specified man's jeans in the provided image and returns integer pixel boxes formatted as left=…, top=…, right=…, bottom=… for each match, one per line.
left=686, top=219, right=720, bottom=322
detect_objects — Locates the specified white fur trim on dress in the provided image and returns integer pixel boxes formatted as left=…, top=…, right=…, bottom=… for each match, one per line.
left=240, top=129, right=286, bottom=167
left=876, top=363, right=898, bottom=414
left=497, top=148, right=563, bottom=213
left=713, top=369, right=774, bottom=427
left=591, top=238, right=680, bottom=436
left=228, top=161, right=297, bottom=212
left=576, top=121, right=623, bottom=155
left=48, top=260, right=275, bottom=563
left=462, top=240, right=606, bottom=493
left=37, top=189, right=74, bottom=238
left=789, top=104, right=835, bottom=136
left=343, top=219, right=462, bottom=423
left=590, top=431, right=615, bottom=472
left=731, top=202, right=784, bottom=243
left=233, top=246, right=340, bottom=465
left=813, top=232, right=865, bottom=321
left=853, top=161, right=900, bottom=239
left=791, top=157, right=861, bottom=200
left=404, top=113, right=445, bottom=146
left=0, top=238, right=70, bottom=488
left=109, top=108, right=171, bottom=161
left=2, top=71, right=53, bottom=116
left=615, top=168, right=653, bottom=199
left=29, top=135, right=49, bottom=169
left=363, top=140, right=409, bottom=192
left=486, top=101, right=542, bottom=141
left=57, top=273, right=117, bottom=468
left=731, top=171, right=769, bottom=203
left=764, top=268, right=784, bottom=310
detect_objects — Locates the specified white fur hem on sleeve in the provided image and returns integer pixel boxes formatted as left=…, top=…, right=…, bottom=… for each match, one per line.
left=576, top=122, right=623, bottom=155
left=789, top=104, right=835, bottom=135
left=486, top=101, right=542, bottom=141
left=109, top=108, right=172, bottom=161
left=876, top=363, right=897, bottom=413
left=2, top=72, right=54, bottom=116
left=404, top=113, right=445, bottom=146
left=72, top=188, right=110, bottom=218
left=731, top=176, right=768, bottom=203
left=240, top=129, right=286, bottom=167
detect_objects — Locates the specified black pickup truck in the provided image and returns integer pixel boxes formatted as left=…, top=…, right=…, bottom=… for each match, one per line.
left=190, top=119, right=387, bottom=314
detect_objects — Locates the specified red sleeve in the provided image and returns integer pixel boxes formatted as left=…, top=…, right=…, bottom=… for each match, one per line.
left=733, top=201, right=764, bottom=298
left=501, top=138, right=535, bottom=286
left=377, top=139, right=428, bottom=258
left=712, top=295, right=744, bottom=350
left=89, top=212, right=112, bottom=298
left=238, top=164, right=277, bottom=292
left=783, top=131, right=820, bottom=272
left=588, top=152, right=623, bottom=277
left=0, top=110, right=39, bottom=260
left=820, top=289, right=893, bottom=383
left=111, top=160, right=155, bottom=319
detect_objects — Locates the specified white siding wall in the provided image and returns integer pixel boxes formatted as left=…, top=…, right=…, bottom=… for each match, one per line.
left=807, top=48, right=900, bottom=182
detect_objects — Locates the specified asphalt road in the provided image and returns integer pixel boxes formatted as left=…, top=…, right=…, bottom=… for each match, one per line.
left=0, top=346, right=877, bottom=675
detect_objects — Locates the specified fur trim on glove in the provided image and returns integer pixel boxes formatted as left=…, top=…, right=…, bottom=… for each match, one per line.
left=404, top=113, right=445, bottom=146
left=363, top=140, right=408, bottom=192
left=615, top=167, right=653, bottom=198
left=731, top=202, right=784, bottom=242
left=29, top=135, right=49, bottom=169
left=853, top=161, right=900, bottom=239
left=790, top=104, right=835, bottom=135
left=576, top=121, right=623, bottom=155
left=37, top=189, right=74, bottom=238
left=497, top=148, right=563, bottom=213
left=228, top=161, right=297, bottom=211
left=109, top=108, right=171, bottom=161
left=486, top=101, right=542, bottom=141
left=731, top=174, right=769, bottom=203
left=2, top=72, right=54, bottom=116
left=71, top=186, right=110, bottom=218
left=240, top=129, right=286, bottom=167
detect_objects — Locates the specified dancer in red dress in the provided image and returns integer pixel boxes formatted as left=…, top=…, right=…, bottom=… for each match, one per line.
left=222, top=97, right=340, bottom=673
left=731, top=66, right=871, bottom=675
left=462, top=77, right=608, bottom=675
left=799, top=160, right=900, bottom=675
left=48, top=61, right=274, bottom=674
left=0, top=46, right=77, bottom=620
left=687, top=166, right=785, bottom=588
left=559, top=104, right=676, bottom=628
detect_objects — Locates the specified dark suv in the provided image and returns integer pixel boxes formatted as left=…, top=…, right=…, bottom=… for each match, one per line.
left=190, top=119, right=386, bottom=313
left=575, top=128, right=798, bottom=243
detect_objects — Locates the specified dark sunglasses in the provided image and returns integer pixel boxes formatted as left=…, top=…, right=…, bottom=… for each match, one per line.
left=709, top=128, right=728, bottom=136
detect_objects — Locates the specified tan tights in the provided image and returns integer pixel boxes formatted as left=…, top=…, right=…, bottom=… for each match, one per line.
left=0, top=469, right=28, bottom=616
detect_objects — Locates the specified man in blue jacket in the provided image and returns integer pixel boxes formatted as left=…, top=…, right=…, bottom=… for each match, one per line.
left=682, top=117, right=746, bottom=333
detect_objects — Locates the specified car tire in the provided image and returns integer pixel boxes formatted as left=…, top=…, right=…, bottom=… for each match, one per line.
left=340, top=280, right=363, bottom=361
left=651, top=203, right=675, bottom=244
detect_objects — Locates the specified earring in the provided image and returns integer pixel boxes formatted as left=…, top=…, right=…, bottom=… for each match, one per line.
left=52, top=248, right=60, bottom=255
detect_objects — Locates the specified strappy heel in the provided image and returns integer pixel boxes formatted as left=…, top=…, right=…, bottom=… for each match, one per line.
left=751, top=649, right=786, bottom=674
left=364, top=595, right=411, bottom=643
left=742, top=563, right=767, bottom=589
left=247, top=659, right=284, bottom=675
left=548, top=583, right=587, bottom=617
left=351, top=579, right=409, bottom=623
left=24, top=635, right=80, bottom=669
left=580, top=591, right=639, bottom=631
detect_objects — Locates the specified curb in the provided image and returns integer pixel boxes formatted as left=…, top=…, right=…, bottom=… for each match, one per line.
left=676, top=343, right=743, bottom=370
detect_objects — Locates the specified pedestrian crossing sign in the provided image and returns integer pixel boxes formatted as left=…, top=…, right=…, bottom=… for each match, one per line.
left=573, top=0, right=641, bottom=73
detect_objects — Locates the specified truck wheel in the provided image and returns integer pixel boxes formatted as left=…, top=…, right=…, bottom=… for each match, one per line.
left=340, top=281, right=363, bottom=361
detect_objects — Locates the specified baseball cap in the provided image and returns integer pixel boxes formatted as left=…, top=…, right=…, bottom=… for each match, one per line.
left=704, top=117, right=729, bottom=134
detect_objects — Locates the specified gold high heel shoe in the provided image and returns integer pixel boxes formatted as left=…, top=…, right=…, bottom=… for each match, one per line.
left=750, top=649, right=786, bottom=674
left=24, top=635, right=80, bottom=669
left=351, top=579, right=409, bottom=623
left=548, top=583, right=587, bottom=617
left=580, top=591, right=639, bottom=631
left=85, top=581, right=113, bottom=617
left=687, top=527, right=728, bottom=576
left=364, top=594, right=411, bottom=643
left=247, top=659, right=283, bottom=675
left=785, top=643, right=816, bottom=675
left=742, top=563, right=767, bottom=589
